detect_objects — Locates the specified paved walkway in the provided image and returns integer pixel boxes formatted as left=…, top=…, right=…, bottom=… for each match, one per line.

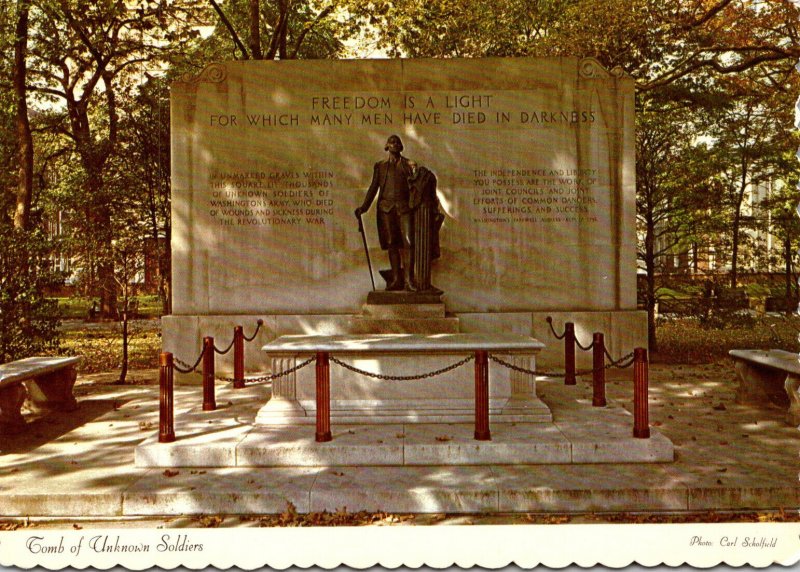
left=0, top=362, right=798, bottom=524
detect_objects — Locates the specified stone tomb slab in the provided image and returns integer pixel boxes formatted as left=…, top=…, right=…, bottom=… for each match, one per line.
left=256, top=333, right=549, bottom=425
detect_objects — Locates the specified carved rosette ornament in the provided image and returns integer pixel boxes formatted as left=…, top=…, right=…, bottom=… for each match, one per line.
left=175, top=63, right=228, bottom=84
left=578, top=57, right=629, bottom=79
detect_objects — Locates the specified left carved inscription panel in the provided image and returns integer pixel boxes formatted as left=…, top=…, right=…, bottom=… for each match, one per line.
left=206, top=170, right=336, bottom=228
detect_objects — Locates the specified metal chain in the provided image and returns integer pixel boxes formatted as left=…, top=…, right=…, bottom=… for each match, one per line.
left=489, top=355, right=552, bottom=376
left=175, top=321, right=262, bottom=370
left=603, top=346, right=636, bottom=367
left=575, top=337, right=594, bottom=351
left=214, top=338, right=235, bottom=355
left=243, top=320, right=264, bottom=342
left=490, top=350, right=636, bottom=378
left=329, top=354, right=474, bottom=381
left=613, top=354, right=637, bottom=369
left=174, top=346, right=206, bottom=374
left=214, top=355, right=317, bottom=384
left=546, top=317, right=566, bottom=340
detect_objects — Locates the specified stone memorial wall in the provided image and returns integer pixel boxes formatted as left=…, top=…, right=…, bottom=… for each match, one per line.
left=164, top=57, right=646, bottom=369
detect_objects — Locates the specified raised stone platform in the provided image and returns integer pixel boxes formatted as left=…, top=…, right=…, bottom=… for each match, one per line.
left=11, top=364, right=798, bottom=520
left=256, top=333, right=549, bottom=425
left=135, top=386, right=673, bottom=468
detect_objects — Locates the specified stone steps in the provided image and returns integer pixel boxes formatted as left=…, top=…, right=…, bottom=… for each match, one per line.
left=134, top=421, right=673, bottom=468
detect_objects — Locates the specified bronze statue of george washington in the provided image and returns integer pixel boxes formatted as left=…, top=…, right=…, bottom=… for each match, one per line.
left=355, top=134, right=444, bottom=294
left=354, top=134, right=415, bottom=291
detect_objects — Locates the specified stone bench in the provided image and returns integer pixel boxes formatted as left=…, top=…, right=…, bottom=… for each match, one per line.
left=0, top=356, right=81, bottom=434
left=729, top=349, right=799, bottom=425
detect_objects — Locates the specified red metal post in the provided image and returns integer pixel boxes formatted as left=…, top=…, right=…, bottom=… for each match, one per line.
left=564, top=322, right=576, bottom=385
left=633, top=347, right=651, bottom=438
left=592, top=332, right=607, bottom=407
left=202, top=337, right=216, bottom=411
left=315, top=351, right=332, bottom=442
left=233, top=325, right=245, bottom=389
left=159, top=352, right=176, bottom=443
left=474, top=350, right=491, bottom=441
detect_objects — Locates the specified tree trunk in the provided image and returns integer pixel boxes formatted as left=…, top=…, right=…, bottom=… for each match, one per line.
left=644, top=215, right=657, bottom=353
left=730, top=153, right=750, bottom=289
left=249, top=0, right=262, bottom=59
left=13, top=0, right=33, bottom=230
left=162, top=224, right=172, bottom=314
left=68, top=78, right=118, bottom=318
left=730, top=208, right=740, bottom=289
left=119, top=302, right=128, bottom=383
left=646, top=269, right=657, bottom=353
left=785, top=234, right=794, bottom=315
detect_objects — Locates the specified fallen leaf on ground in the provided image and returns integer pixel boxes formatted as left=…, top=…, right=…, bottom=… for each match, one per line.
left=197, top=515, right=224, bottom=528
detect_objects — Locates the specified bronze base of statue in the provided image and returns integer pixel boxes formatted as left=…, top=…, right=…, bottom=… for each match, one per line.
left=375, top=269, right=442, bottom=303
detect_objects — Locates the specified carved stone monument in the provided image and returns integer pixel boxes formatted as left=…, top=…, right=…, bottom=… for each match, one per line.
left=164, top=57, right=645, bottom=382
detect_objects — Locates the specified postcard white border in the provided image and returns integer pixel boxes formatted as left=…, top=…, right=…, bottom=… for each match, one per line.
left=1, top=523, right=799, bottom=569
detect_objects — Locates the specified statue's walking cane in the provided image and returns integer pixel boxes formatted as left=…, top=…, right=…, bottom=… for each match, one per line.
left=357, top=212, right=376, bottom=291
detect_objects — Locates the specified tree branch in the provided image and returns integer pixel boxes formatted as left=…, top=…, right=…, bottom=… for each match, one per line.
left=639, top=50, right=796, bottom=91
left=291, top=5, right=334, bottom=58
left=208, top=0, right=250, bottom=59
left=680, top=0, right=735, bottom=30
left=249, top=0, right=263, bottom=59
left=267, top=0, right=288, bottom=59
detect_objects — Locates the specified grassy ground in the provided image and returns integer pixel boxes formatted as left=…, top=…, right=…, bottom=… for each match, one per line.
left=59, top=319, right=161, bottom=374
left=654, top=314, right=800, bottom=363
left=54, top=295, right=163, bottom=320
